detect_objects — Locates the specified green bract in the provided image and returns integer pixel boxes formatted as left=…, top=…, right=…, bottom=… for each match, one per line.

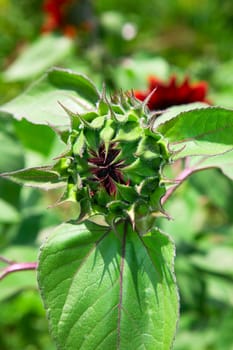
left=52, top=91, right=170, bottom=234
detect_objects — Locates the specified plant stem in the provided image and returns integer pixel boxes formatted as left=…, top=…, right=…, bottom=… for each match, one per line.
left=161, top=167, right=194, bottom=205
left=0, top=257, right=38, bottom=281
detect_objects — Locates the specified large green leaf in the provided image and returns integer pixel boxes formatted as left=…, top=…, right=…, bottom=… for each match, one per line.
left=38, top=222, right=178, bottom=350
left=157, top=107, right=233, bottom=159
left=3, top=35, right=73, bottom=82
left=0, top=68, right=100, bottom=128
left=13, top=119, right=56, bottom=156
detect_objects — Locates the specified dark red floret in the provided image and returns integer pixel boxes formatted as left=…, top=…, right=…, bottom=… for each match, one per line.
left=88, top=143, right=127, bottom=196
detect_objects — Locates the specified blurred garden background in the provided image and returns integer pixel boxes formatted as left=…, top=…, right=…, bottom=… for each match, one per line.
left=0, top=0, right=233, bottom=349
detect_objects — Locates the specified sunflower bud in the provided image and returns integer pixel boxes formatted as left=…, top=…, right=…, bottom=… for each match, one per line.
left=54, top=91, right=170, bottom=234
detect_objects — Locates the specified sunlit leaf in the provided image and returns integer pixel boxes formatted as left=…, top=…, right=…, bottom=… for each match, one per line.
left=157, top=107, right=233, bottom=158
left=0, top=68, right=100, bottom=128
left=38, top=222, right=178, bottom=350
left=153, top=102, right=209, bottom=129
left=3, top=35, right=73, bottom=82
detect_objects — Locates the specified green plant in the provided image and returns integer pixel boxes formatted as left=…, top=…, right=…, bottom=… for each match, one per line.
left=1, top=67, right=233, bottom=350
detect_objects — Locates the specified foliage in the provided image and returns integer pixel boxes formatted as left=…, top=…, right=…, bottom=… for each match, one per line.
left=0, top=1, right=233, bottom=350
left=1, top=67, right=233, bottom=349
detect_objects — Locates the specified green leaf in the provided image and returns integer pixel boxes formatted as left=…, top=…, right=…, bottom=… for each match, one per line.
left=48, top=68, right=100, bottom=105
left=3, top=34, right=73, bottom=82
left=0, top=128, right=24, bottom=172
left=38, top=222, right=178, bottom=350
left=152, top=102, right=209, bottom=129
left=14, top=119, right=56, bottom=156
left=1, top=167, right=62, bottom=189
left=157, top=107, right=233, bottom=159
left=0, top=68, right=100, bottom=128
left=189, top=149, right=233, bottom=180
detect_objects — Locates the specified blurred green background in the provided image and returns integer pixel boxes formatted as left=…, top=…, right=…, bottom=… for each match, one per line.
left=0, top=1, right=233, bottom=349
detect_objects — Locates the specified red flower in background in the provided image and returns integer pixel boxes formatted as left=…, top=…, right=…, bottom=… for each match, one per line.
left=42, top=0, right=94, bottom=37
left=42, top=0, right=73, bottom=34
left=134, top=75, right=210, bottom=111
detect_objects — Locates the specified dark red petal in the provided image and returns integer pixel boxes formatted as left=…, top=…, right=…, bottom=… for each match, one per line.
left=103, top=176, right=117, bottom=196
left=88, top=142, right=128, bottom=196
left=148, top=76, right=162, bottom=89
left=134, top=91, right=148, bottom=101
left=88, top=157, right=105, bottom=166
left=106, top=148, right=121, bottom=164
left=134, top=75, right=210, bottom=110
left=190, top=82, right=208, bottom=101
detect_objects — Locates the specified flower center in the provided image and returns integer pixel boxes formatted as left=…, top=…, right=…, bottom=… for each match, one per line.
left=88, top=143, right=127, bottom=195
